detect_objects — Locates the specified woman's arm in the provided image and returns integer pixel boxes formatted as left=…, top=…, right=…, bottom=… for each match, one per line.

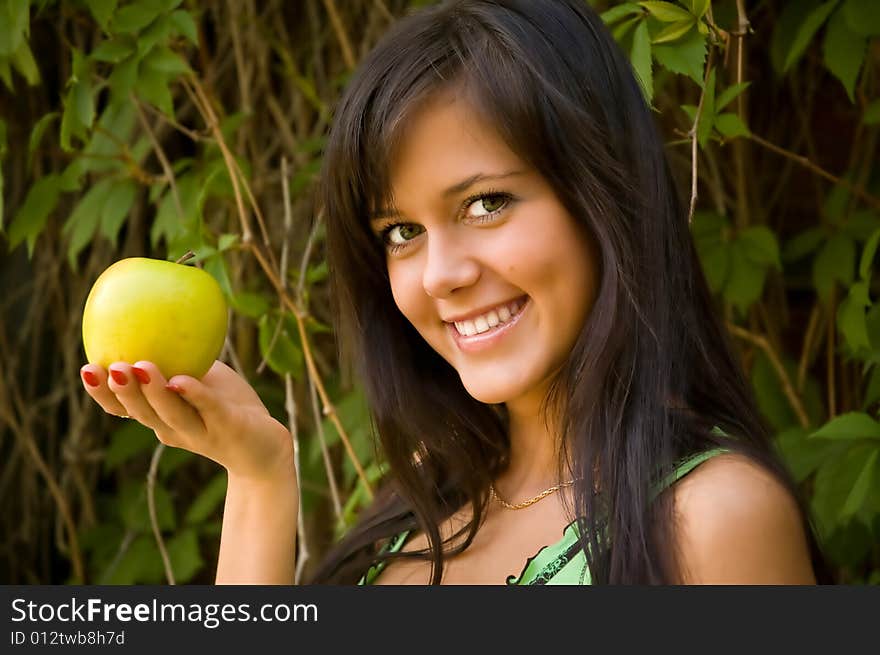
left=216, top=462, right=299, bottom=585
left=672, top=453, right=817, bottom=584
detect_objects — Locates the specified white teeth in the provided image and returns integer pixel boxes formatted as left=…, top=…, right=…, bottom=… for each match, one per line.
left=452, top=298, right=526, bottom=336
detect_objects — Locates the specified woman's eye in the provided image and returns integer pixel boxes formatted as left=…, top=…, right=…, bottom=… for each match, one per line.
left=465, top=193, right=511, bottom=220
left=383, top=223, right=425, bottom=246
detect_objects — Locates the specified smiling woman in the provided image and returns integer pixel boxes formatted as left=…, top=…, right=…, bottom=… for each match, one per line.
left=77, top=0, right=828, bottom=586
left=307, top=0, right=828, bottom=585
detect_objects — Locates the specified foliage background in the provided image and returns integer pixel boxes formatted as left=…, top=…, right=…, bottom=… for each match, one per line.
left=0, top=0, right=878, bottom=585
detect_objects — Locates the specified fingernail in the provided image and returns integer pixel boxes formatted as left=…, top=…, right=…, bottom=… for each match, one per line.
left=165, top=383, right=184, bottom=395
left=82, top=370, right=99, bottom=387
left=131, top=367, right=151, bottom=385
left=109, top=369, right=127, bottom=385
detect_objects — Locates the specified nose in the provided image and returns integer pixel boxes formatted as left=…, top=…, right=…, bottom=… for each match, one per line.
left=421, top=230, right=481, bottom=299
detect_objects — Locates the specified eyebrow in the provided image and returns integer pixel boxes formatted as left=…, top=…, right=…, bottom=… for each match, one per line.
left=369, top=170, right=525, bottom=222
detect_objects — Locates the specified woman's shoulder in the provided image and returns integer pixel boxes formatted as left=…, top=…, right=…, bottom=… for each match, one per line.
left=669, top=452, right=816, bottom=584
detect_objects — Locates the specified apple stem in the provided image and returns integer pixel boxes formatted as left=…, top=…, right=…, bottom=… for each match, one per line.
left=175, top=250, right=195, bottom=265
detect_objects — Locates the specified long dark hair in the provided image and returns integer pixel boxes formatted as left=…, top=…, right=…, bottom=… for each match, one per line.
left=309, top=0, right=827, bottom=584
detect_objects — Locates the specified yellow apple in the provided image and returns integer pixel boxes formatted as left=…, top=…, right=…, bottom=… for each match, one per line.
left=82, top=257, right=228, bottom=379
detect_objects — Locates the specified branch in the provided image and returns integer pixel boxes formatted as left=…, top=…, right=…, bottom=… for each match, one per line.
left=748, top=132, right=880, bottom=211
left=322, top=0, right=356, bottom=70
left=726, top=322, right=810, bottom=428
left=147, top=444, right=176, bottom=584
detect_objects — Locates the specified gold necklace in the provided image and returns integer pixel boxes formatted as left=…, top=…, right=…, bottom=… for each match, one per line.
left=489, top=479, right=576, bottom=510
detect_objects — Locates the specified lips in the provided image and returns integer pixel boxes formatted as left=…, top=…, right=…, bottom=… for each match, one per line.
left=450, top=296, right=528, bottom=337
left=446, top=296, right=530, bottom=353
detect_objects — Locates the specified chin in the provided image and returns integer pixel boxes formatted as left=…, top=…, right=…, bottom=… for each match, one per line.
left=457, top=370, right=532, bottom=406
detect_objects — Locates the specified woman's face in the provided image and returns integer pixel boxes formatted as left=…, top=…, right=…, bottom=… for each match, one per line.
left=371, top=89, right=600, bottom=407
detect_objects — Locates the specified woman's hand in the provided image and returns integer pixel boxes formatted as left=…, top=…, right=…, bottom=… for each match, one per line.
left=80, top=359, right=294, bottom=483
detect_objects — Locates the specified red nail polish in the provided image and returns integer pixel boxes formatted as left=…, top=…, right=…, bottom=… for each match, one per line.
left=109, top=369, right=127, bottom=385
left=165, top=383, right=184, bottom=395
left=131, top=367, right=151, bottom=385
left=82, top=371, right=99, bottom=387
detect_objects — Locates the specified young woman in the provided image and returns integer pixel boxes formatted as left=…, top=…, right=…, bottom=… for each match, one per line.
left=80, top=0, right=826, bottom=585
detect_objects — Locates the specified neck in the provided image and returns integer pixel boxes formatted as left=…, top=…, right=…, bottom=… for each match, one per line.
left=497, top=385, right=568, bottom=497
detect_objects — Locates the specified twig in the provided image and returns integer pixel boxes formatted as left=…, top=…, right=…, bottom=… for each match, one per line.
left=687, top=50, right=715, bottom=224
left=280, top=157, right=309, bottom=583
left=797, top=304, right=822, bottom=394
left=132, top=95, right=184, bottom=222
left=748, top=132, right=880, bottom=211
left=322, top=0, right=356, bottom=70
left=727, top=322, right=810, bottom=428
left=147, top=444, right=176, bottom=584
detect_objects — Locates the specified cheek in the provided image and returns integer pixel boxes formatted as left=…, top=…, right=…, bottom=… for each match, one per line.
left=388, top=261, right=429, bottom=327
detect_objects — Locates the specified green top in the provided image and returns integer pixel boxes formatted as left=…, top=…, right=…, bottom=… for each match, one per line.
left=359, top=444, right=731, bottom=585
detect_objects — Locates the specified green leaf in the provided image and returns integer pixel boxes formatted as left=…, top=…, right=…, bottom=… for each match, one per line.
left=143, top=46, right=191, bottom=75
left=724, top=240, right=767, bottom=312
left=258, top=312, right=304, bottom=377
left=631, top=20, right=653, bottom=103
left=783, top=0, right=840, bottom=72
left=716, top=81, right=751, bottom=112
left=696, top=68, right=716, bottom=147
left=813, top=233, right=855, bottom=302
left=8, top=174, right=61, bottom=257
left=652, top=19, right=696, bottom=44
left=653, top=25, right=706, bottom=85
left=119, top=480, right=175, bottom=532
left=91, top=39, right=134, bottom=63
left=108, top=55, right=140, bottom=103
left=783, top=227, right=826, bottom=262
left=823, top=8, right=866, bottom=102
left=639, top=1, right=693, bottom=22
left=73, top=81, right=95, bottom=130
left=841, top=448, right=879, bottom=518
left=860, top=227, right=880, bottom=280
left=169, top=9, right=199, bottom=44
left=102, top=420, right=155, bottom=471
left=62, top=177, right=113, bottom=269
left=842, top=209, right=880, bottom=241
left=751, top=352, right=798, bottom=430
left=714, top=112, right=751, bottom=139
left=812, top=443, right=876, bottom=533
left=100, top=178, right=137, bottom=247
left=0, top=0, right=29, bottom=58
left=113, top=1, right=160, bottom=33
left=600, top=2, right=643, bottom=25
left=811, top=412, right=880, bottom=440
left=698, top=242, right=729, bottom=293
left=27, top=112, right=59, bottom=167
left=837, top=280, right=872, bottom=352
left=11, top=40, right=40, bottom=85
left=135, top=67, right=174, bottom=117
left=843, top=0, right=880, bottom=36
left=738, top=226, right=780, bottom=268
left=184, top=472, right=227, bottom=525
left=217, top=233, right=238, bottom=251
left=166, top=529, right=204, bottom=583
left=864, top=99, right=880, bottom=125
left=684, top=0, right=709, bottom=18
left=85, top=0, right=118, bottom=30
left=230, top=291, right=269, bottom=319
left=776, top=426, right=843, bottom=482
left=136, top=14, right=173, bottom=56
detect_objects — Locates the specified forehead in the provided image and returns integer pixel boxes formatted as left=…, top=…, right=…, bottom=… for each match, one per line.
left=386, top=89, right=528, bottom=202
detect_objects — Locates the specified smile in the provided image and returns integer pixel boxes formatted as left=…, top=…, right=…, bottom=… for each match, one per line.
left=445, top=296, right=529, bottom=352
